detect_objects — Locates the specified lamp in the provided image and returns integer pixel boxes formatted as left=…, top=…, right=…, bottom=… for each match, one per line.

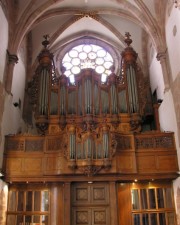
left=0, top=170, right=4, bottom=177
left=13, top=98, right=21, bottom=108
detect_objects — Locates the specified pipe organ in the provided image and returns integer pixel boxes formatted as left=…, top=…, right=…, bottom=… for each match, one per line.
left=25, top=33, right=161, bottom=174
left=3, top=33, right=179, bottom=225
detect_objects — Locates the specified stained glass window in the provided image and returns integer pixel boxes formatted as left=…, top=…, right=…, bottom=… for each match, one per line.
left=62, top=44, right=113, bottom=83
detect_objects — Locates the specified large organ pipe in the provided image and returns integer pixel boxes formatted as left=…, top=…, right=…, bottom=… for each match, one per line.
left=85, top=78, right=92, bottom=114
left=94, top=82, right=99, bottom=115
left=60, top=86, right=66, bottom=115
left=39, top=69, right=49, bottom=115
left=78, top=83, right=82, bottom=115
left=110, top=84, right=118, bottom=114
left=69, top=126, right=76, bottom=159
left=127, top=65, right=139, bottom=113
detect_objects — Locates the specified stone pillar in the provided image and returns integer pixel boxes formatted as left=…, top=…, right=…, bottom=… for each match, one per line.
left=0, top=180, right=8, bottom=225
left=156, top=51, right=170, bottom=92
left=5, top=50, right=18, bottom=94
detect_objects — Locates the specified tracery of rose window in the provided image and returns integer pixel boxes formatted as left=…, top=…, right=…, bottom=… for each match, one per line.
left=62, top=44, right=114, bottom=83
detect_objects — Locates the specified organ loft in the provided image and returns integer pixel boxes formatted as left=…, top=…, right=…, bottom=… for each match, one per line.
left=3, top=33, right=179, bottom=225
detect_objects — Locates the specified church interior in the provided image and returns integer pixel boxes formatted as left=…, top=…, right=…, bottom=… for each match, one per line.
left=0, top=1, right=180, bottom=225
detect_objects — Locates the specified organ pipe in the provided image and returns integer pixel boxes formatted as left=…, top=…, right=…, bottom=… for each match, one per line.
left=121, top=32, right=139, bottom=114
left=110, top=84, right=118, bottom=114
left=60, top=86, right=66, bottom=115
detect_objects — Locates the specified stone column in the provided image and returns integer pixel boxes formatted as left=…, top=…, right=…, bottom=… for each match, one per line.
left=5, top=50, right=18, bottom=94
left=0, top=180, right=8, bottom=225
left=156, top=51, right=171, bottom=92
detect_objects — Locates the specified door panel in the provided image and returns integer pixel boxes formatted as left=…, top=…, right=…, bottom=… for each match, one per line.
left=72, top=207, right=109, bottom=225
left=72, top=207, right=91, bottom=225
left=71, top=183, right=110, bottom=225
left=92, top=207, right=109, bottom=225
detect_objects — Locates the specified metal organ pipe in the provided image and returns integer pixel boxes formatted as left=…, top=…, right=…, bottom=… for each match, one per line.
left=60, top=86, right=66, bottom=115
left=110, top=84, right=118, bottom=114
left=94, top=83, right=99, bottom=115
left=85, top=79, right=92, bottom=114
left=103, top=133, right=109, bottom=158
left=69, top=133, right=76, bottom=159
left=78, top=84, right=82, bottom=115
left=127, top=65, right=139, bottom=113
left=39, top=69, right=49, bottom=115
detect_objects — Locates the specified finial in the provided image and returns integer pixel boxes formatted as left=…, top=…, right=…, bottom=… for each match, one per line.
left=42, top=34, right=50, bottom=48
left=124, top=32, right=132, bottom=47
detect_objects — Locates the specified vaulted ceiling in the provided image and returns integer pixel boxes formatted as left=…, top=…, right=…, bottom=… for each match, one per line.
left=5, top=0, right=170, bottom=75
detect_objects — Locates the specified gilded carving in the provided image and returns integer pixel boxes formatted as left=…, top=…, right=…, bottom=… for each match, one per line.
left=93, top=188, right=105, bottom=200
left=48, top=134, right=67, bottom=152
left=48, top=125, right=60, bottom=134
left=78, top=165, right=103, bottom=176
left=135, top=135, right=174, bottom=149
left=94, top=210, right=106, bottom=224
left=25, top=139, right=44, bottom=151
left=76, top=188, right=88, bottom=201
left=6, top=139, right=24, bottom=151
left=76, top=211, right=88, bottom=224
left=112, top=134, right=131, bottom=151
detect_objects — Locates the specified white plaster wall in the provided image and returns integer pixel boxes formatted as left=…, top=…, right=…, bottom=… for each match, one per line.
left=166, top=7, right=180, bottom=221
left=149, top=51, right=165, bottom=100
left=149, top=47, right=180, bottom=163
left=166, top=6, right=180, bottom=81
left=0, top=53, right=26, bottom=166
left=159, top=91, right=177, bottom=132
left=158, top=91, right=179, bottom=162
left=2, top=54, right=26, bottom=134
left=0, top=6, right=8, bottom=82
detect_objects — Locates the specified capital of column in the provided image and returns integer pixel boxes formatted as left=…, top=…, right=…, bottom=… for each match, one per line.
left=174, top=0, right=180, bottom=9
left=7, top=50, right=18, bottom=64
left=156, top=49, right=171, bottom=91
left=156, top=51, right=166, bottom=61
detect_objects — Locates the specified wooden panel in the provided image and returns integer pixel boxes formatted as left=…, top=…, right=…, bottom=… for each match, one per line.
left=92, top=208, right=109, bottom=225
left=116, top=153, right=136, bottom=173
left=137, top=152, right=179, bottom=173
left=157, top=155, right=178, bottom=171
left=71, top=183, right=110, bottom=225
left=109, top=182, right=118, bottom=225
left=72, top=205, right=109, bottom=225
left=44, top=156, right=68, bottom=175
left=72, top=183, right=109, bottom=205
left=137, top=154, right=156, bottom=172
left=117, top=183, right=132, bottom=225
left=6, top=158, right=22, bottom=174
left=72, top=186, right=90, bottom=205
left=91, top=185, right=109, bottom=204
left=72, top=207, right=91, bottom=225
left=24, top=158, right=42, bottom=173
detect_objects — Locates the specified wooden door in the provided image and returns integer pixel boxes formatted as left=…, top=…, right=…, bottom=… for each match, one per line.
left=71, top=182, right=110, bottom=225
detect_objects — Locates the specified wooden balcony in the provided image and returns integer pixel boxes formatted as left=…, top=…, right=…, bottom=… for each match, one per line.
left=3, top=131, right=179, bottom=183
